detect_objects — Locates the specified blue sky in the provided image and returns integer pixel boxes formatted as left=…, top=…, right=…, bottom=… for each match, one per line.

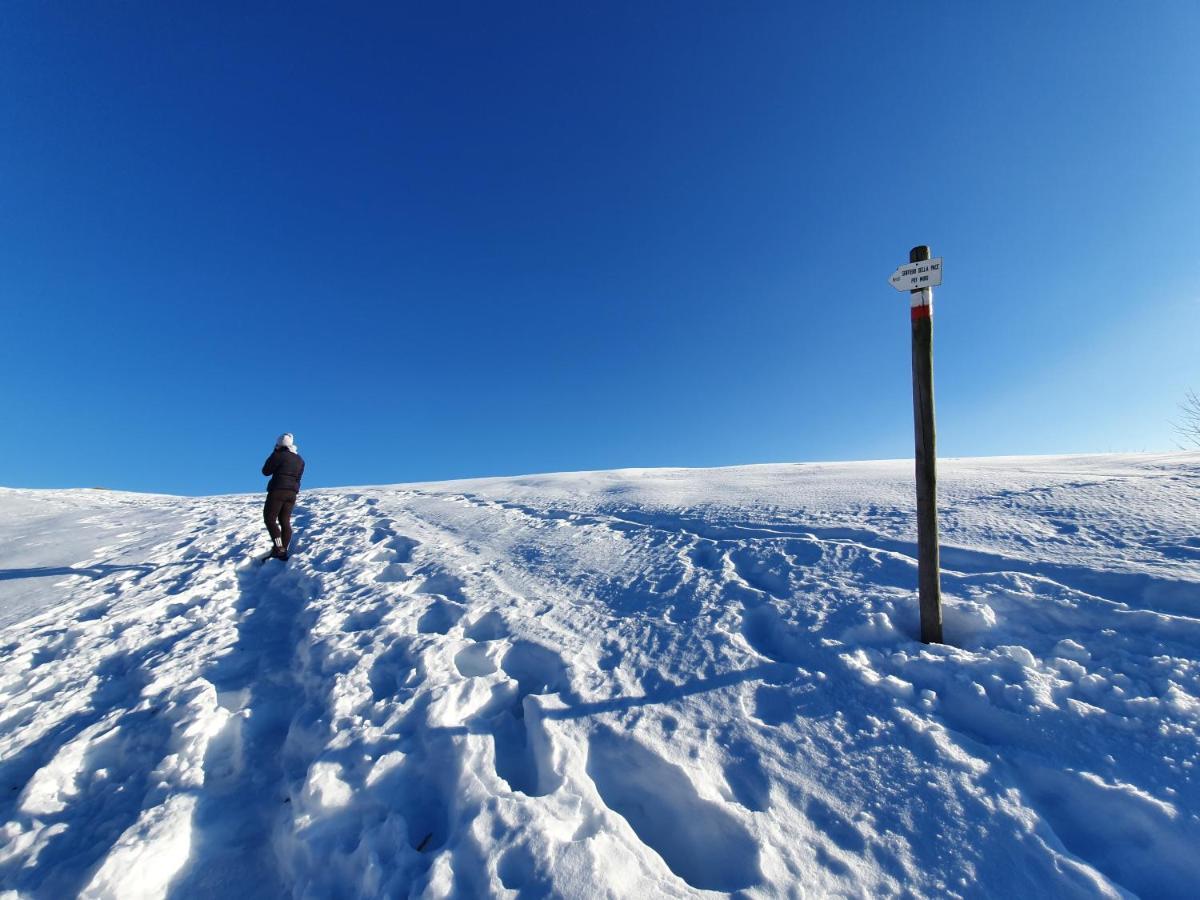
left=2, top=3, right=1198, bottom=495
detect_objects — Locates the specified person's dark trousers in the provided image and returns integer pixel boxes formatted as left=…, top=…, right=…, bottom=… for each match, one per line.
left=264, top=490, right=298, bottom=552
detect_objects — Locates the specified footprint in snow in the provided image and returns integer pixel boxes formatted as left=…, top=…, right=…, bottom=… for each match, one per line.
left=75, top=603, right=109, bottom=622
left=374, top=564, right=409, bottom=584
left=416, top=599, right=465, bottom=635
left=342, top=605, right=389, bottom=633
left=367, top=637, right=418, bottom=703
left=721, top=736, right=772, bottom=813
left=416, top=571, right=467, bottom=604
left=586, top=726, right=761, bottom=892
left=454, top=643, right=497, bottom=677
left=686, top=540, right=724, bottom=571
left=467, top=639, right=572, bottom=797
left=463, top=610, right=510, bottom=642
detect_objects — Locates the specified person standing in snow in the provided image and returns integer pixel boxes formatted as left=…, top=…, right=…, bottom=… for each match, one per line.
left=262, top=433, right=305, bottom=560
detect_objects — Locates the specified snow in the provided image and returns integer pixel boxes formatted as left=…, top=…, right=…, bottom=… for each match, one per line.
left=0, top=452, right=1198, bottom=898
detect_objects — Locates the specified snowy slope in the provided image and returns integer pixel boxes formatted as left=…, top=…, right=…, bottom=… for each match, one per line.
left=1, top=453, right=1198, bottom=899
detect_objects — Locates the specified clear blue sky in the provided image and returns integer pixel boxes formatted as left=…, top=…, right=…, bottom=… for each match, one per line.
left=3, top=3, right=1198, bottom=495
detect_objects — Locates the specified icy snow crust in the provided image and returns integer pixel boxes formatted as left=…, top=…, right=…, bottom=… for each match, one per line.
left=1, top=453, right=1198, bottom=898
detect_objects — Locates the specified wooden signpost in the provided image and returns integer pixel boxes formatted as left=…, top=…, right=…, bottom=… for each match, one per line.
left=890, top=246, right=943, bottom=644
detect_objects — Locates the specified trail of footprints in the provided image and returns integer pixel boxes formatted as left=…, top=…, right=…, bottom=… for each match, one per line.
left=0, top=493, right=790, bottom=893
left=352, top=508, right=569, bottom=799
left=292, top=499, right=764, bottom=892
left=0, top=494, right=866, bottom=893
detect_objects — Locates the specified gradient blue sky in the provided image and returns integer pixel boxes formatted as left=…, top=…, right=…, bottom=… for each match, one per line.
left=3, top=3, right=1198, bottom=495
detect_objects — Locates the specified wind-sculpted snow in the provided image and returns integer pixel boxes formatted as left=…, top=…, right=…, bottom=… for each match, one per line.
left=0, top=453, right=1198, bottom=898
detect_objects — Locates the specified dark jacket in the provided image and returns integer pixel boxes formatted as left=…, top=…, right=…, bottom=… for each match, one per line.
left=263, top=448, right=305, bottom=493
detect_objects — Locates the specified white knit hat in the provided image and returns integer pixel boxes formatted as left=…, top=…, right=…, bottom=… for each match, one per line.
left=276, top=432, right=298, bottom=452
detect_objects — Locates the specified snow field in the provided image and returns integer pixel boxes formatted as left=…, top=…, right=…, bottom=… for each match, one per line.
left=0, top=453, right=1198, bottom=897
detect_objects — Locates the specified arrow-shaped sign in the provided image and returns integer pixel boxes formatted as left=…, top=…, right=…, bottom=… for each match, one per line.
left=889, top=258, right=943, bottom=292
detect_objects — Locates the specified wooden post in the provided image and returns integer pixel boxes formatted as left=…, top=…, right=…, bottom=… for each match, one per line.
left=909, top=245, right=943, bottom=644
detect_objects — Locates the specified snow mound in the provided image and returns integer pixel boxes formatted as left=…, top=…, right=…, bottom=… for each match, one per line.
left=1, top=452, right=1198, bottom=897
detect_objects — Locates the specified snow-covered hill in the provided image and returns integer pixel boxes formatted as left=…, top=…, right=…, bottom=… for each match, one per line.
left=1, top=453, right=1198, bottom=898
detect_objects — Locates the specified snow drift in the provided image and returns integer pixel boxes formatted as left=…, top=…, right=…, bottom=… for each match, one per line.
left=1, top=453, right=1198, bottom=898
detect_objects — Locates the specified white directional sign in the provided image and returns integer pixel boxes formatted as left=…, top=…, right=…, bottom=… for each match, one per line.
left=889, top=258, right=943, bottom=292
